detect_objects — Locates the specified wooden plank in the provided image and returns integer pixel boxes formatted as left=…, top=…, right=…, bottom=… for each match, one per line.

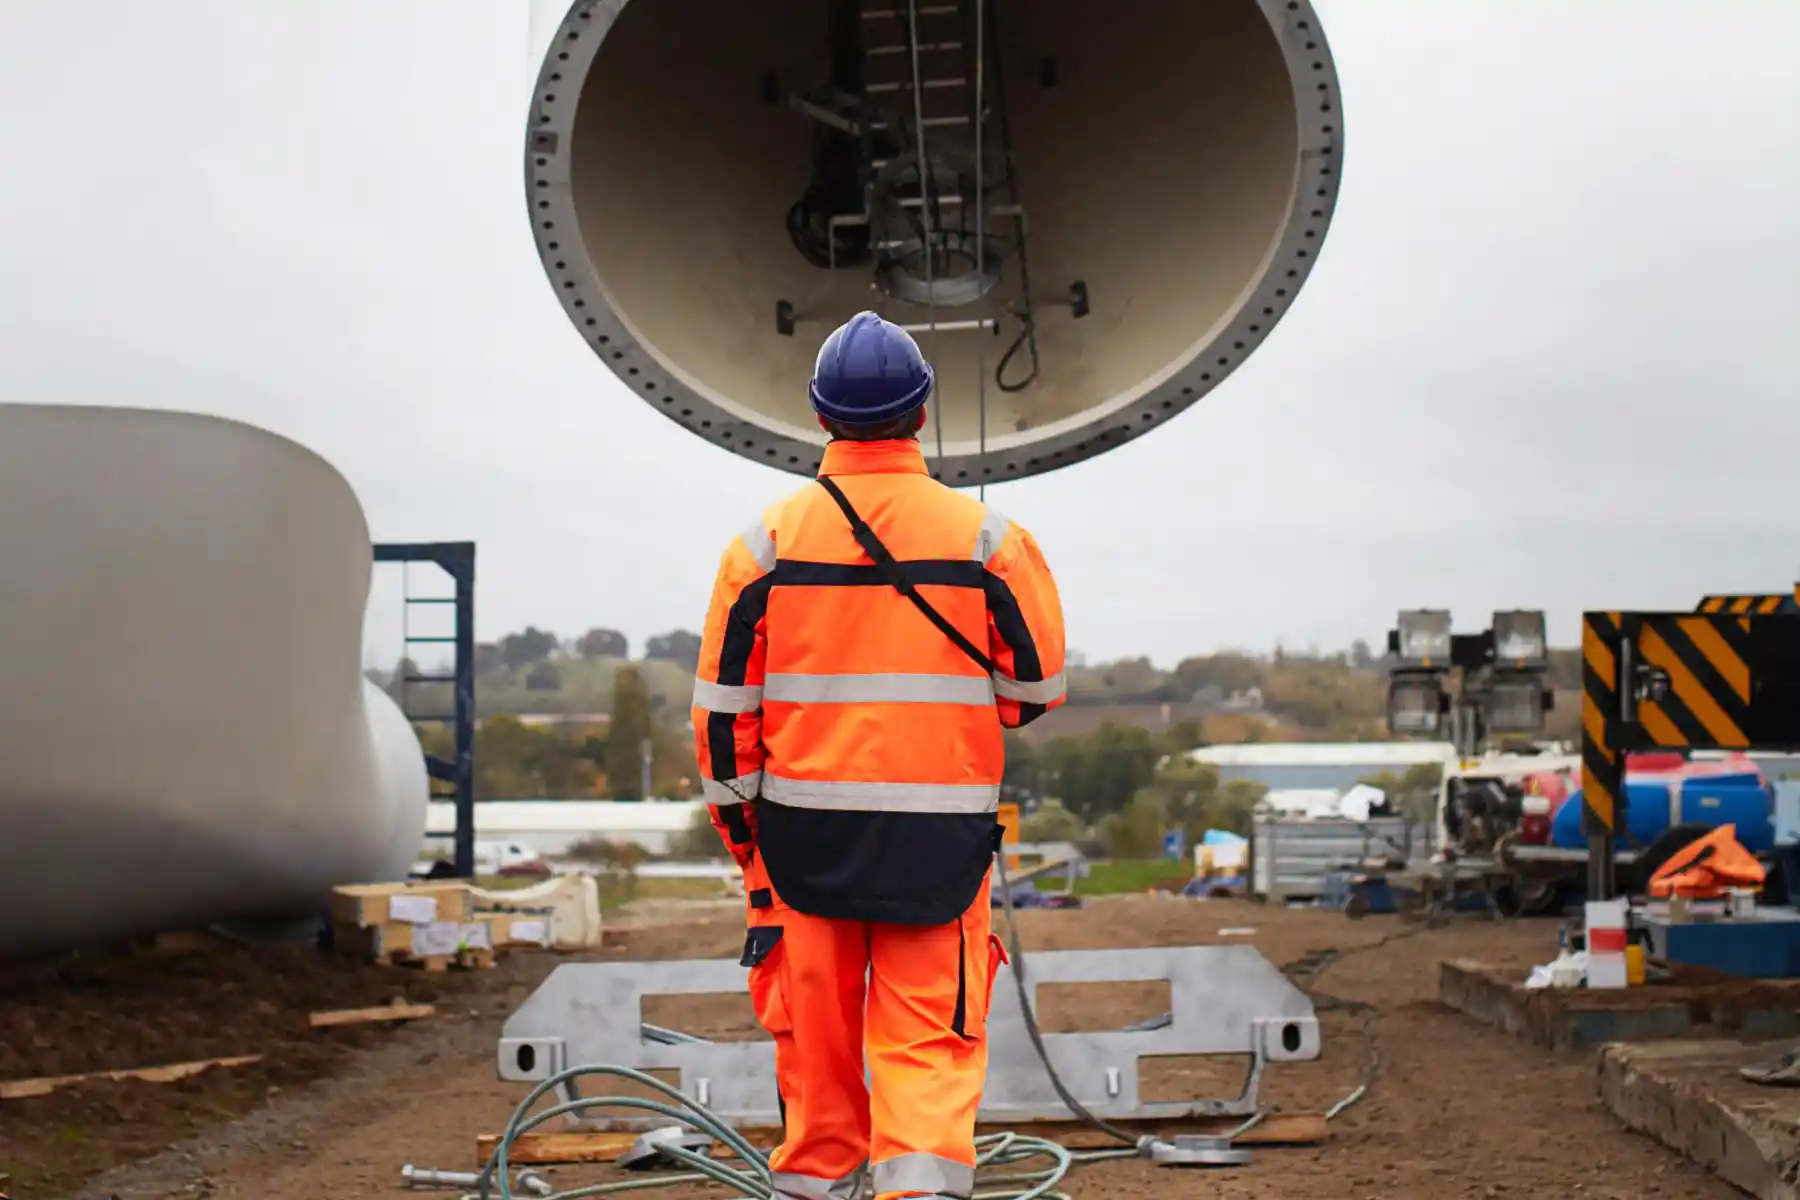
left=0, top=1054, right=264, bottom=1101
left=1011, top=1113, right=1328, bottom=1147
left=477, top=1113, right=1327, bottom=1165
left=308, top=1001, right=436, bottom=1029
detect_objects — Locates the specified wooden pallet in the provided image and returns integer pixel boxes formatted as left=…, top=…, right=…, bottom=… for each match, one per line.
left=331, top=915, right=501, bottom=969
left=397, top=946, right=498, bottom=973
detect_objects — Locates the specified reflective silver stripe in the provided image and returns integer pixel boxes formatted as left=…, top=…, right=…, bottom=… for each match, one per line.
left=702, top=772, right=761, bottom=806
left=872, top=1153, right=974, bottom=1200
left=739, top=518, right=777, bottom=572
left=993, top=669, right=1066, bottom=705
left=772, top=1164, right=867, bottom=1200
left=692, top=677, right=764, bottom=712
left=763, top=774, right=998, bottom=814
left=763, top=672, right=994, bottom=706
left=972, top=504, right=1009, bottom=564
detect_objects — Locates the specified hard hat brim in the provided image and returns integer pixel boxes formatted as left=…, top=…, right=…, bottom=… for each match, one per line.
left=809, top=362, right=934, bottom=425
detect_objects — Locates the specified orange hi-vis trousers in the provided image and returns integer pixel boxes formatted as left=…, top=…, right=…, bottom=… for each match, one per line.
left=742, top=859, right=1005, bottom=1200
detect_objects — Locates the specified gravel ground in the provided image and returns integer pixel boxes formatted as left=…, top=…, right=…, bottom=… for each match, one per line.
left=3, top=897, right=1740, bottom=1200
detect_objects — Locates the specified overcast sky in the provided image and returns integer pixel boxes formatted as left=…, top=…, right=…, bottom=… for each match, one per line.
left=1, top=1, right=1795, bottom=670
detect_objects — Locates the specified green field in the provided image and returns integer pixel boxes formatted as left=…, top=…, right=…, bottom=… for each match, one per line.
left=1072, top=859, right=1195, bottom=896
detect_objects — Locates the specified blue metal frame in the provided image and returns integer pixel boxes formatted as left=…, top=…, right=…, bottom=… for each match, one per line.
left=374, top=542, right=477, bottom=877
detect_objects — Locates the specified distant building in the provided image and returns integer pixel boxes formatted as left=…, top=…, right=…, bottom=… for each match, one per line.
left=1189, top=685, right=1264, bottom=715
left=424, top=799, right=702, bottom=857
left=1189, top=741, right=1457, bottom=792
left=510, top=712, right=609, bottom=730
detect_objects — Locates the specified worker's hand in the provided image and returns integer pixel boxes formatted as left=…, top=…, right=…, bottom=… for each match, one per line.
left=710, top=796, right=759, bottom=870
left=728, top=802, right=759, bottom=871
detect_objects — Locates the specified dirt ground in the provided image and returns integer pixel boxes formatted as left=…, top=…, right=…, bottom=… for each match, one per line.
left=1, top=897, right=1743, bottom=1200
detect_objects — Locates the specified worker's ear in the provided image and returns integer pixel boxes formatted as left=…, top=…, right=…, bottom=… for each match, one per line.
left=909, top=406, right=928, bottom=435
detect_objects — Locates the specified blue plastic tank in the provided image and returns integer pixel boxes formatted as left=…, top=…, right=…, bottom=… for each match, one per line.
left=1552, top=777, right=1773, bottom=853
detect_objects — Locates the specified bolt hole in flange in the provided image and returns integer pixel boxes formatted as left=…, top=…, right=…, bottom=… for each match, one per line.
left=529, top=0, right=1341, bottom=479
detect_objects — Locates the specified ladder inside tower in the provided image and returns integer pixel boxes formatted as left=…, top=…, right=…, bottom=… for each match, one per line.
left=777, top=0, right=1085, bottom=396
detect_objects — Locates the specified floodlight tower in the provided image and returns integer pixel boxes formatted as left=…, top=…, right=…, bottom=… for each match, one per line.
left=1384, top=610, right=1554, bottom=756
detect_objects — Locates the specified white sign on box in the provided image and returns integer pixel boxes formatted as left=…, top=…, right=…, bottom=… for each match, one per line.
left=412, top=920, right=463, bottom=957
left=388, top=893, right=439, bottom=924
left=510, top=919, right=551, bottom=945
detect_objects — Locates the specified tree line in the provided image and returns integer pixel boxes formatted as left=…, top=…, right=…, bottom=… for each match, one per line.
left=378, top=623, right=1563, bottom=809
left=372, top=623, right=1582, bottom=732
left=410, top=663, right=693, bottom=801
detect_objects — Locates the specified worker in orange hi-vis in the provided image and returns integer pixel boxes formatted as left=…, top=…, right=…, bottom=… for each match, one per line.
left=1647, top=824, right=1767, bottom=900
left=690, top=311, right=1067, bottom=1200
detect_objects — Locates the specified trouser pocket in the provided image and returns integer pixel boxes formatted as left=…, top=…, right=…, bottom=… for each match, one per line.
left=743, top=925, right=793, bottom=1036
left=951, top=920, right=1009, bottom=1041
left=985, top=933, right=1009, bottom=1015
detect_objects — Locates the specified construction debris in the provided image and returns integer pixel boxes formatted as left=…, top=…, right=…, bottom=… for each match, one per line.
left=0, top=1054, right=264, bottom=1101
left=1740, top=1044, right=1800, bottom=1087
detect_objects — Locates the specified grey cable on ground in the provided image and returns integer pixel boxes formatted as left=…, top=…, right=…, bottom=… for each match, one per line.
left=1282, top=919, right=1441, bottom=1124
left=993, top=851, right=1173, bottom=1151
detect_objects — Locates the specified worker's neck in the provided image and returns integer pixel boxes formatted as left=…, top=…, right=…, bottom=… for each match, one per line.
left=819, top=439, right=927, bottom=476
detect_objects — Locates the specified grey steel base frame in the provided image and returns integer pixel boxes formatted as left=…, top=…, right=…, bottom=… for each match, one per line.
left=499, top=945, right=1319, bottom=1130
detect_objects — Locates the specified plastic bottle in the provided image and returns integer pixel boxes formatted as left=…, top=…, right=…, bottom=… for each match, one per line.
left=1625, top=941, right=1646, bottom=986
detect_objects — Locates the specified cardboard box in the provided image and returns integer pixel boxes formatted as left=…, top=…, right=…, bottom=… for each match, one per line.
left=331, top=881, right=472, bottom=928
left=338, top=916, right=497, bottom=961
left=480, top=911, right=555, bottom=948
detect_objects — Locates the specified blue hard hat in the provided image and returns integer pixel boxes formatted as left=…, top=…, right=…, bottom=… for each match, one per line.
left=809, top=311, right=934, bottom=425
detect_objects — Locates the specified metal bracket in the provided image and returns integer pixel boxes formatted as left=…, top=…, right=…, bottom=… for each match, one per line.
left=498, top=945, right=1319, bottom=1129
left=1149, top=1135, right=1253, bottom=1167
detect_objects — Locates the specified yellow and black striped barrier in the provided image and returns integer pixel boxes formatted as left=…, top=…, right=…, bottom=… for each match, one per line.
left=1580, top=612, right=1623, bottom=899
left=1582, top=607, right=1800, bottom=898
left=1631, top=614, right=1757, bottom=749
left=1696, top=594, right=1796, bottom=616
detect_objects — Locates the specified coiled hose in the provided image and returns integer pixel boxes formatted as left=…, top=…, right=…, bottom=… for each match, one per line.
left=473, top=1064, right=1137, bottom=1200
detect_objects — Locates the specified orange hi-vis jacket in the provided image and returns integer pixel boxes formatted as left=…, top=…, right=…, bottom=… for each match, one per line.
left=691, top=438, right=1067, bottom=925
left=1648, top=824, right=1767, bottom=900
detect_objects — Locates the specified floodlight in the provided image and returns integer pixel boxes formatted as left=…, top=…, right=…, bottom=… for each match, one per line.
left=1492, top=610, right=1548, bottom=669
left=1487, top=676, right=1547, bottom=734
left=1387, top=674, right=1446, bottom=736
left=1394, top=610, right=1453, bottom=668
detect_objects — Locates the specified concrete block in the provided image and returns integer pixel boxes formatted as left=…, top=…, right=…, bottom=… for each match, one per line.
left=1440, top=958, right=1800, bottom=1054
left=1600, top=1040, right=1800, bottom=1200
